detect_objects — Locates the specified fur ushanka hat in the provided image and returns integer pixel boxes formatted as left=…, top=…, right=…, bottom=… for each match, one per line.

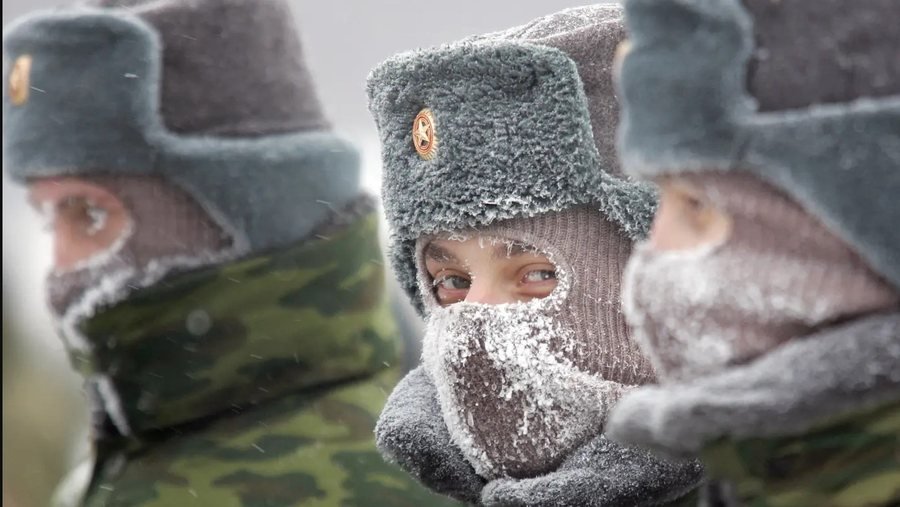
left=616, top=0, right=900, bottom=290
left=3, top=0, right=361, bottom=255
left=367, top=4, right=657, bottom=312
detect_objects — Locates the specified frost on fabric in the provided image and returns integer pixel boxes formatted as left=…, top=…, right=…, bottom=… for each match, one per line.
left=54, top=215, right=137, bottom=354
left=621, top=240, right=877, bottom=381
left=85, top=200, right=108, bottom=236
left=420, top=244, right=622, bottom=479
left=53, top=220, right=240, bottom=437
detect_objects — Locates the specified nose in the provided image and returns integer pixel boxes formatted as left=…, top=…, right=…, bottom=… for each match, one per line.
left=464, top=279, right=516, bottom=305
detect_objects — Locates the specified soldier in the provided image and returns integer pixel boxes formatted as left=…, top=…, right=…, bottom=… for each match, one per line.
left=606, top=0, right=900, bottom=505
left=367, top=6, right=704, bottom=506
left=2, top=0, right=462, bottom=505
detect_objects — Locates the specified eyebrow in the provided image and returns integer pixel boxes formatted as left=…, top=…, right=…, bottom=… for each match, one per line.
left=492, top=241, right=532, bottom=259
left=424, top=240, right=538, bottom=263
left=424, top=243, right=459, bottom=263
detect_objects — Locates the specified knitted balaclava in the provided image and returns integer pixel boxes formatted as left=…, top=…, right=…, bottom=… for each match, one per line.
left=44, top=175, right=232, bottom=318
left=3, top=0, right=362, bottom=324
left=368, top=5, right=658, bottom=479
left=420, top=206, right=655, bottom=479
left=623, top=172, right=900, bottom=381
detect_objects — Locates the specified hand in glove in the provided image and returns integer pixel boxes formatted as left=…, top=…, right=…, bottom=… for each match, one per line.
left=481, top=434, right=704, bottom=507
left=375, top=366, right=486, bottom=504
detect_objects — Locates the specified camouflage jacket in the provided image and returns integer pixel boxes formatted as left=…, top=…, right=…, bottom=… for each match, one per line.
left=702, top=400, right=899, bottom=507
left=608, top=313, right=900, bottom=507
left=57, top=213, right=463, bottom=507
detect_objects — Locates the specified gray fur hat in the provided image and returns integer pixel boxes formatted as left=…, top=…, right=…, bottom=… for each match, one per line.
left=367, top=4, right=657, bottom=311
left=617, top=0, right=900, bottom=289
left=2, top=0, right=360, bottom=254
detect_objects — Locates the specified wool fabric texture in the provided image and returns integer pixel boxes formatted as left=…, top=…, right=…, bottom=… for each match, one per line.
left=623, top=173, right=900, bottom=381
left=419, top=206, right=655, bottom=478
left=46, top=175, right=232, bottom=318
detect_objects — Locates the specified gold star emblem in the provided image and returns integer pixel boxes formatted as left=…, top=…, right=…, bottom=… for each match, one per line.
left=412, top=108, right=437, bottom=160
left=9, top=55, right=33, bottom=106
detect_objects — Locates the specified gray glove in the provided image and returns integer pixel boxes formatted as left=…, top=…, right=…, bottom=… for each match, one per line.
left=375, top=366, right=486, bottom=504
left=481, top=434, right=705, bottom=507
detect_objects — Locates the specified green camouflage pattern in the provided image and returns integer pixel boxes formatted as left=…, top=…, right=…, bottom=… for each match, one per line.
left=75, top=212, right=398, bottom=432
left=701, top=399, right=900, bottom=507
left=81, top=370, right=462, bottom=507
left=63, top=212, right=463, bottom=506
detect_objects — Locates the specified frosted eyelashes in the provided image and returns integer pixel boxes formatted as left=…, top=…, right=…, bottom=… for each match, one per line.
left=422, top=236, right=560, bottom=307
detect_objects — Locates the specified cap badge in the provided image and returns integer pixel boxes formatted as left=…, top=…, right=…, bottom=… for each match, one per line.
left=412, top=108, right=437, bottom=160
left=9, top=55, right=33, bottom=106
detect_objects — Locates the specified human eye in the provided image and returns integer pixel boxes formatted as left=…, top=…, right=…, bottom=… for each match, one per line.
left=517, top=264, right=558, bottom=300
left=521, top=267, right=556, bottom=285
left=434, top=274, right=471, bottom=290
left=432, top=272, right=471, bottom=305
left=58, top=196, right=108, bottom=236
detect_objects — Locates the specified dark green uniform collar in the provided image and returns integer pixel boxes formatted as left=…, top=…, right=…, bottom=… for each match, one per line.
left=73, top=212, right=399, bottom=434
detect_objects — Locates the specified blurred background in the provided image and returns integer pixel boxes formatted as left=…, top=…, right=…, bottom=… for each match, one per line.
left=2, top=1, right=604, bottom=505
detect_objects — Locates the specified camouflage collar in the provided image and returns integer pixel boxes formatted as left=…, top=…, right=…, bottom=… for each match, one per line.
left=701, top=399, right=900, bottom=506
left=73, top=212, right=400, bottom=435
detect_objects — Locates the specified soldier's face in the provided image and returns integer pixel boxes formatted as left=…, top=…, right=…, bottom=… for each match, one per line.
left=28, top=177, right=132, bottom=273
left=423, top=237, right=558, bottom=306
left=647, top=177, right=733, bottom=252
left=27, top=175, right=232, bottom=318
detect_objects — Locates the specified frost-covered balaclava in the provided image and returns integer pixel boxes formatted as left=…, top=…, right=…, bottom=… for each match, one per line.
left=368, top=5, right=659, bottom=480
left=420, top=206, right=655, bottom=479
left=623, top=173, right=900, bottom=381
